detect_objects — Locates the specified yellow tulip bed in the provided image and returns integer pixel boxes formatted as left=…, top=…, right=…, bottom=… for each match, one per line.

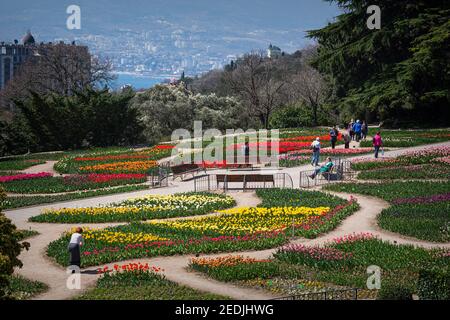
left=80, top=229, right=167, bottom=244
left=148, top=206, right=330, bottom=234
left=30, top=192, right=236, bottom=223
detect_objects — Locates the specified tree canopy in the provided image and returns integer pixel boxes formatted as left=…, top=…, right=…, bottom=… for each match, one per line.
left=308, top=0, right=450, bottom=126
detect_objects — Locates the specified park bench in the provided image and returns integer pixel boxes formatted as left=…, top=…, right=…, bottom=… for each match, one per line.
left=171, top=163, right=206, bottom=181
left=216, top=174, right=275, bottom=190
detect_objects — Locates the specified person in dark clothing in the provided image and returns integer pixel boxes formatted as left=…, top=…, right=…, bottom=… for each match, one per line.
left=330, top=126, right=339, bottom=149
left=361, top=121, right=368, bottom=140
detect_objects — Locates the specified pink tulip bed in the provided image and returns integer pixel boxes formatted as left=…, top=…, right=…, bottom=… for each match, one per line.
left=1, top=173, right=147, bottom=194
left=189, top=233, right=449, bottom=299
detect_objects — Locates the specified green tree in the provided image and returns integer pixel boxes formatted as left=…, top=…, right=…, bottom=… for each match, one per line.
left=308, top=0, right=450, bottom=127
left=0, top=189, right=30, bottom=299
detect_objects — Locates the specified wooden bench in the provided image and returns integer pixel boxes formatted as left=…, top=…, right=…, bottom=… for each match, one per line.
left=171, top=163, right=206, bottom=181
left=216, top=174, right=275, bottom=190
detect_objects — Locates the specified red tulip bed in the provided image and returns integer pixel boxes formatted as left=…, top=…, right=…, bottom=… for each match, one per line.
left=1, top=172, right=147, bottom=194
left=189, top=233, right=449, bottom=299
left=46, top=189, right=359, bottom=268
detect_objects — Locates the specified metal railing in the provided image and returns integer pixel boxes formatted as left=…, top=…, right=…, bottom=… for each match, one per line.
left=299, top=158, right=355, bottom=188
left=147, top=165, right=170, bottom=188
left=273, top=288, right=361, bottom=300
left=193, top=173, right=294, bottom=192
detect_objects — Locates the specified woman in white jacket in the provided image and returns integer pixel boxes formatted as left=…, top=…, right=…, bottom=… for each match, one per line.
left=68, top=227, right=83, bottom=270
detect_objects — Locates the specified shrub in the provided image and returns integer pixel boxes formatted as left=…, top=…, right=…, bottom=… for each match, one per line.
left=0, top=188, right=30, bottom=299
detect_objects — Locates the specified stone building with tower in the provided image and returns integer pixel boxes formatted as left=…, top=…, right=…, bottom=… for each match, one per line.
left=0, top=31, right=36, bottom=90
left=0, top=30, right=90, bottom=92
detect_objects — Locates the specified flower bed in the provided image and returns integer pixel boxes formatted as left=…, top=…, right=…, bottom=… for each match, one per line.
left=31, top=192, right=235, bottom=223
left=189, top=233, right=448, bottom=299
left=324, top=181, right=450, bottom=243
left=190, top=255, right=278, bottom=282
left=2, top=173, right=147, bottom=194
left=0, top=172, right=52, bottom=183
left=360, top=129, right=450, bottom=148
left=80, top=160, right=158, bottom=174
left=357, top=163, right=450, bottom=180
left=323, top=181, right=450, bottom=202
left=78, top=262, right=226, bottom=300
left=55, top=146, right=172, bottom=174
left=46, top=189, right=359, bottom=267
left=378, top=202, right=450, bottom=242
left=0, top=185, right=149, bottom=210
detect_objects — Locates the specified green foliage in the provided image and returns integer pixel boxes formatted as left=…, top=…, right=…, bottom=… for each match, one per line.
left=270, top=103, right=329, bottom=128
left=0, top=189, right=29, bottom=299
left=6, top=89, right=144, bottom=155
left=309, top=0, right=450, bottom=126
left=417, top=267, right=450, bottom=300
left=132, top=84, right=250, bottom=144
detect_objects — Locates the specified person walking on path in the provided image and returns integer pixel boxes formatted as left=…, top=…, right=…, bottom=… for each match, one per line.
left=329, top=126, right=339, bottom=149
left=373, top=131, right=383, bottom=158
left=353, top=120, right=362, bottom=142
left=348, top=119, right=355, bottom=141
left=310, top=137, right=321, bottom=166
left=68, top=227, right=83, bottom=272
left=309, top=157, right=334, bottom=179
left=361, top=121, right=368, bottom=140
left=343, top=133, right=351, bottom=149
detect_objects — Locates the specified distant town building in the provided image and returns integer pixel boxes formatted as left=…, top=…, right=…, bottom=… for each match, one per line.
left=0, top=30, right=89, bottom=92
left=267, top=44, right=282, bottom=59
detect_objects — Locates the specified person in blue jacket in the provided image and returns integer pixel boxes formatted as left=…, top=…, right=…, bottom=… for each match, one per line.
left=352, top=120, right=362, bottom=142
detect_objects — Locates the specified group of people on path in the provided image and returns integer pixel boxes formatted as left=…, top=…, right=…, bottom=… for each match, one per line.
left=308, top=121, right=384, bottom=179
left=347, top=119, right=368, bottom=142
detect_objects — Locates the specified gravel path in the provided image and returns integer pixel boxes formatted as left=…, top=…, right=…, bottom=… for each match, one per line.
left=22, top=161, right=60, bottom=175
left=4, top=141, right=449, bottom=300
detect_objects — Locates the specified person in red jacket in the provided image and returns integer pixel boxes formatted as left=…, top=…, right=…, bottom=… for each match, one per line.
left=372, top=131, right=383, bottom=158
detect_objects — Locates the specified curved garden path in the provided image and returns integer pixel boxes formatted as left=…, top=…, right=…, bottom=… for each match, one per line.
left=4, top=141, right=450, bottom=300
left=22, top=161, right=60, bottom=175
